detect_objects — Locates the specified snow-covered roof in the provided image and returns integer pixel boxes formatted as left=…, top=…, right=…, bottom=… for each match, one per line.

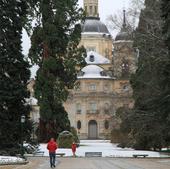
left=113, top=40, right=133, bottom=43
left=85, top=51, right=110, bottom=64
left=78, top=65, right=111, bottom=79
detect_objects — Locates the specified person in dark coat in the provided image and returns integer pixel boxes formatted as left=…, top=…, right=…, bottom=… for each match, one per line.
left=71, top=142, right=77, bottom=157
left=47, top=138, right=58, bottom=168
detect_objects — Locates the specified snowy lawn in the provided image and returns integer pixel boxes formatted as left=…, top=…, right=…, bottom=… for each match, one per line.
left=0, top=156, right=25, bottom=165
left=39, top=140, right=168, bottom=158
left=1, top=140, right=168, bottom=164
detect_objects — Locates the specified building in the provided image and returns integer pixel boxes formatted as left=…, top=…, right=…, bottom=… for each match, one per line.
left=64, top=0, right=136, bottom=139
left=27, top=0, right=137, bottom=140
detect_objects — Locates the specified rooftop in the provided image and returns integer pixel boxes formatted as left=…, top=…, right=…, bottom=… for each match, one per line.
left=82, top=17, right=110, bottom=34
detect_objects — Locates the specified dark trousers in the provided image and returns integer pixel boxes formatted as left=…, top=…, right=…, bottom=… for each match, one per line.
left=49, top=152, right=56, bottom=167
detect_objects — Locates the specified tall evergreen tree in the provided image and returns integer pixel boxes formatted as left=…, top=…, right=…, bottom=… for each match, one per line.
left=29, top=0, right=86, bottom=141
left=158, top=0, right=170, bottom=146
left=0, top=1, right=31, bottom=154
left=121, top=0, right=168, bottom=149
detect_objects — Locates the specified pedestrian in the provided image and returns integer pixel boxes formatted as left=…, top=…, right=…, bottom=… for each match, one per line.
left=71, top=142, right=77, bottom=157
left=47, top=138, right=58, bottom=168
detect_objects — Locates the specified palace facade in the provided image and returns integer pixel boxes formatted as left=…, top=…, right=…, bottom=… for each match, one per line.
left=64, top=0, right=137, bottom=139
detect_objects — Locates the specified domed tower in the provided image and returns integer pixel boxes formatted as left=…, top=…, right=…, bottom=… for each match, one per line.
left=113, top=10, right=136, bottom=79
left=79, top=0, right=113, bottom=62
left=64, top=0, right=115, bottom=139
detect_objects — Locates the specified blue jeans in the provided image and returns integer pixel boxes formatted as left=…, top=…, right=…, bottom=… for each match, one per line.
left=49, top=152, right=56, bottom=167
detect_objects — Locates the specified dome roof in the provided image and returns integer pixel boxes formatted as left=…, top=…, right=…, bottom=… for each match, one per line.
left=82, top=17, right=109, bottom=34
left=78, top=65, right=111, bottom=79
left=115, top=30, right=132, bottom=41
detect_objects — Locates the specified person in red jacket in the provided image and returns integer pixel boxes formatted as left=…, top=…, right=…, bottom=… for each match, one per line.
left=47, top=138, right=58, bottom=168
left=71, top=142, right=77, bottom=157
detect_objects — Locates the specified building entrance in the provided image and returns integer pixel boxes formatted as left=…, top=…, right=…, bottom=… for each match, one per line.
left=88, top=120, right=98, bottom=139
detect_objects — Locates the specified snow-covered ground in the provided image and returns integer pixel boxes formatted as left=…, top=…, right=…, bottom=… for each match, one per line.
left=0, top=156, right=24, bottom=165
left=1, top=140, right=169, bottom=164
left=39, top=140, right=169, bottom=158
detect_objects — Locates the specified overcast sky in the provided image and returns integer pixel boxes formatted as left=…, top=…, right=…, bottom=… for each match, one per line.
left=78, top=0, right=130, bottom=22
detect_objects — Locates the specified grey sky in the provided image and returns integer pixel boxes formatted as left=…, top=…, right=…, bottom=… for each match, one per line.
left=78, top=0, right=131, bottom=22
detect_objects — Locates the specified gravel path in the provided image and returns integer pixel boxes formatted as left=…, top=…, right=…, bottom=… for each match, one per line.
left=1, top=157, right=170, bottom=169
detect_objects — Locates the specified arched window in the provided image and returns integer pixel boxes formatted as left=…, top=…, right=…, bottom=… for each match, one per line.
left=104, top=120, right=109, bottom=129
left=76, top=103, right=81, bottom=113
left=77, top=120, right=81, bottom=129
left=121, top=58, right=129, bottom=77
left=103, top=84, right=110, bottom=91
left=104, top=103, right=109, bottom=109
left=95, top=6, right=97, bottom=15
left=89, top=6, right=93, bottom=15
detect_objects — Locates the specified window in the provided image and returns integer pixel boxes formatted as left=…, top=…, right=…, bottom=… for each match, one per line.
left=105, top=48, right=109, bottom=58
left=104, top=103, right=110, bottom=114
left=123, top=84, right=129, bottom=91
left=89, top=55, right=95, bottom=62
left=121, top=58, right=129, bottom=77
left=120, top=82, right=129, bottom=92
left=88, top=83, right=96, bottom=91
left=104, top=103, right=109, bottom=109
left=95, top=6, right=97, bottom=15
left=100, top=71, right=107, bottom=76
left=77, top=120, right=81, bottom=129
left=103, top=84, right=109, bottom=91
left=76, top=103, right=81, bottom=113
left=104, top=120, right=109, bottom=129
left=89, top=6, right=93, bottom=15
left=89, top=102, right=97, bottom=111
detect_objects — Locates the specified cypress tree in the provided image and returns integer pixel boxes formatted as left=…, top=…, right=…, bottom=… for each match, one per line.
left=158, top=0, right=170, bottom=146
left=29, top=0, right=86, bottom=141
left=127, top=0, right=168, bottom=149
left=0, top=1, right=31, bottom=154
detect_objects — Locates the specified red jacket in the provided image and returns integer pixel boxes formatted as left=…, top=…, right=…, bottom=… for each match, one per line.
left=71, top=143, right=76, bottom=152
left=47, top=140, right=58, bottom=153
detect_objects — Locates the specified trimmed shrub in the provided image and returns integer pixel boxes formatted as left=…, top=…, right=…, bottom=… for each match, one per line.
left=58, top=131, right=74, bottom=148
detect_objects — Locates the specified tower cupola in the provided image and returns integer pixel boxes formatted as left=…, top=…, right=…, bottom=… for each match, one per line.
left=115, top=10, right=132, bottom=41
left=84, top=0, right=99, bottom=18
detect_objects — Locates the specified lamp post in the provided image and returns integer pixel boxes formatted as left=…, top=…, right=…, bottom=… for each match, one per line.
left=21, top=115, right=25, bottom=158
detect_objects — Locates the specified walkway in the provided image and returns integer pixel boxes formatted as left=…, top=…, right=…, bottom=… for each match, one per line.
left=1, top=157, right=170, bottom=169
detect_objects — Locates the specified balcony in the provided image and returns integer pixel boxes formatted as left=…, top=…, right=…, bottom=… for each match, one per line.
left=86, top=109, right=100, bottom=114
left=76, top=110, right=82, bottom=114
